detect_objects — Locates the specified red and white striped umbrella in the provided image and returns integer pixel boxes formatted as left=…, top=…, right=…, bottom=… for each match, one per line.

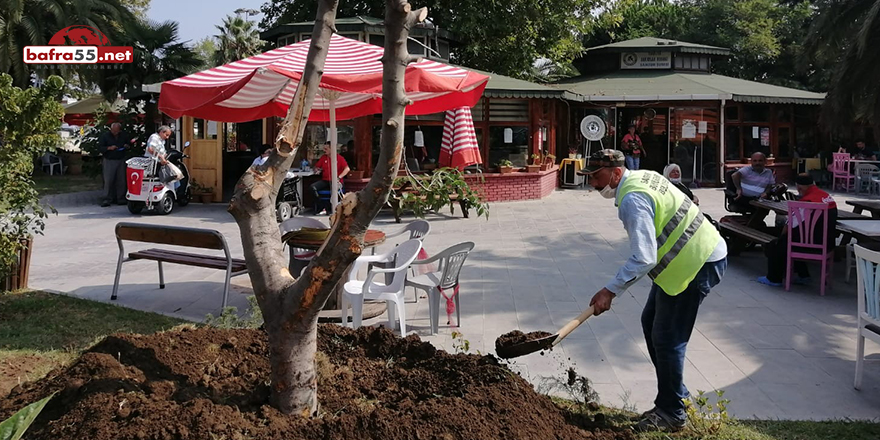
left=158, top=34, right=489, bottom=122
left=439, top=106, right=482, bottom=170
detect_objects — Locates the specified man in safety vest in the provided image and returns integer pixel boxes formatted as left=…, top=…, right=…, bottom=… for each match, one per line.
left=577, top=149, right=728, bottom=432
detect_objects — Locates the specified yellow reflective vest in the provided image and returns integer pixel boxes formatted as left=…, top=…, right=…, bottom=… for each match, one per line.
left=616, top=170, right=721, bottom=295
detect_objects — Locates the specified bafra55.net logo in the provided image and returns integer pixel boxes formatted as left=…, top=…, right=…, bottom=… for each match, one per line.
left=24, top=25, right=133, bottom=65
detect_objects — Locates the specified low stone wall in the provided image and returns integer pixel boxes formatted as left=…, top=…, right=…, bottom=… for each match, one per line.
left=343, top=166, right=559, bottom=203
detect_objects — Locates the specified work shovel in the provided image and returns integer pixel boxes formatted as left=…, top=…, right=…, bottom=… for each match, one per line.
left=496, top=306, right=595, bottom=359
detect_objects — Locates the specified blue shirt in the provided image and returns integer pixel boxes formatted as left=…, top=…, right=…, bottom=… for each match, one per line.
left=605, top=170, right=727, bottom=295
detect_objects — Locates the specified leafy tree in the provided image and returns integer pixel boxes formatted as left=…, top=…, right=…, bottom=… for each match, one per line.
left=803, top=0, right=880, bottom=129
left=259, top=0, right=597, bottom=79
left=192, top=37, right=218, bottom=70
left=0, top=74, right=64, bottom=279
left=120, top=0, right=149, bottom=19
left=213, top=15, right=264, bottom=66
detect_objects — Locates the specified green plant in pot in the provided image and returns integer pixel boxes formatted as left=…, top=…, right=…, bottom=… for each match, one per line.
left=0, top=74, right=64, bottom=291
left=498, top=159, right=515, bottom=174
left=527, top=153, right=542, bottom=172
left=190, top=180, right=214, bottom=203
left=541, top=154, right=556, bottom=171
left=392, top=167, right=489, bottom=220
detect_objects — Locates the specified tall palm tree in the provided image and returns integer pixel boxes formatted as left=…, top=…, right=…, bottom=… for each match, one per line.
left=213, top=15, right=264, bottom=66
left=96, top=19, right=200, bottom=133
left=804, top=0, right=880, bottom=129
left=0, top=0, right=132, bottom=87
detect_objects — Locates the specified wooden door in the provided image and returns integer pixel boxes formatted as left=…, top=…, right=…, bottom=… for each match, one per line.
left=182, top=116, right=223, bottom=202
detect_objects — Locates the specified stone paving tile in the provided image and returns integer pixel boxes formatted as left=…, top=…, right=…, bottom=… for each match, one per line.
left=27, top=187, right=880, bottom=420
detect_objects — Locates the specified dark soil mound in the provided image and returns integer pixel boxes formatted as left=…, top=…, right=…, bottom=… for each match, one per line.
left=1, top=325, right=632, bottom=440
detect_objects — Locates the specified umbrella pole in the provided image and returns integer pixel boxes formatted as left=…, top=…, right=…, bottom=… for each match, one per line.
left=330, top=97, right=339, bottom=211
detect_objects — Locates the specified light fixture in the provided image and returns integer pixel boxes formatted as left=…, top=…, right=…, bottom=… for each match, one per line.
left=541, top=127, right=548, bottom=143
left=414, top=128, right=425, bottom=147
left=503, top=128, right=513, bottom=144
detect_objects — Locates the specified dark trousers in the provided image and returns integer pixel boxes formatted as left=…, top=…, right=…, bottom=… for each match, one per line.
left=641, top=258, right=727, bottom=423
left=310, top=180, right=331, bottom=212
left=764, top=236, right=809, bottom=283
left=103, top=158, right=126, bottom=203
left=733, top=195, right=769, bottom=225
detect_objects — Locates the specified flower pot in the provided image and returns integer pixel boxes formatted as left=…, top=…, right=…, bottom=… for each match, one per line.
left=3, top=236, right=33, bottom=291
left=499, top=166, right=514, bottom=174
left=526, top=165, right=541, bottom=173
left=569, top=154, right=576, bottom=159
left=540, top=164, right=549, bottom=171
left=197, top=192, right=213, bottom=204
left=348, top=170, right=364, bottom=180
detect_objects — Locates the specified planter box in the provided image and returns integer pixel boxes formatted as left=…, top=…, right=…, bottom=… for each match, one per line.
left=2, top=236, right=32, bottom=291
left=499, top=166, right=515, bottom=174
left=526, top=165, right=541, bottom=173
left=196, top=192, right=214, bottom=204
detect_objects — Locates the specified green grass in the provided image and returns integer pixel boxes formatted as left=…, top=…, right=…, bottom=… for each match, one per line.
left=552, top=398, right=880, bottom=440
left=0, top=291, right=188, bottom=393
left=32, top=173, right=102, bottom=195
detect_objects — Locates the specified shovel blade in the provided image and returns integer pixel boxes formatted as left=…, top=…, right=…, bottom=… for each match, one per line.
left=495, top=334, right=557, bottom=359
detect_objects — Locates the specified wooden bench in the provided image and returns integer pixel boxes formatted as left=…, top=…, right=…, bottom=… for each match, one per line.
left=112, top=222, right=248, bottom=308
left=718, top=221, right=775, bottom=254
left=386, top=180, right=470, bottom=223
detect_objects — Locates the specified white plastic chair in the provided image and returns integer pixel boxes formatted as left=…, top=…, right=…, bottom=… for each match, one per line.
left=853, top=244, right=880, bottom=390
left=405, top=242, right=475, bottom=334
left=41, top=153, right=63, bottom=175
left=855, top=164, right=880, bottom=195
left=341, top=239, right=422, bottom=335
left=279, top=217, right=327, bottom=276
left=371, top=219, right=431, bottom=302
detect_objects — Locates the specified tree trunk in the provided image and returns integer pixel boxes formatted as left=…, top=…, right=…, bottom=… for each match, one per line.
left=227, top=0, right=427, bottom=417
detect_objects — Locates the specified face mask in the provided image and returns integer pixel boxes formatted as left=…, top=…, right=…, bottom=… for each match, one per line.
left=669, top=177, right=681, bottom=183
left=599, top=184, right=616, bottom=199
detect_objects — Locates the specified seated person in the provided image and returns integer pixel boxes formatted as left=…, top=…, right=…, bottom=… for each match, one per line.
left=849, top=140, right=877, bottom=161
left=757, top=173, right=838, bottom=287
left=310, top=141, right=350, bottom=214
left=251, top=144, right=272, bottom=167
left=662, top=163, right=699, bottom=205
left=731, top=152, right=775, bottom=222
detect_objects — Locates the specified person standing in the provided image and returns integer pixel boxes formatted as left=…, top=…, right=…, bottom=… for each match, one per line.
left=98, top=122, right=136, bottom=207
left=757, top=173, right=838, bottom=287
left=310, top=141, right=350, bottom=215
left=577, top=149, right=727, bottom=432
left=621, top=124, right=645, bottom=170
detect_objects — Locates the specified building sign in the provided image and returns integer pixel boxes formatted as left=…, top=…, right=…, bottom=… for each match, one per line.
left=620, top=52, right=672, bottom=70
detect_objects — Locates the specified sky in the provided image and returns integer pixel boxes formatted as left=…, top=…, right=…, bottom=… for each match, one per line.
left=147, top=0, right=265, bottom=45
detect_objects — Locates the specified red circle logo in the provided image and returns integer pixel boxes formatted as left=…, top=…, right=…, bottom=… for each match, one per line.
left=48, top=25, right=111, bottom=46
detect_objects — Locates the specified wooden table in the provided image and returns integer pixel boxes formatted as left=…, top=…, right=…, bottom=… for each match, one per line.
left=837, top=220, right=880, bottom=242
left=282, top=228, right=387, bottom=322
left=846, top=200, right=880, bottom=218
left=751, top=199, right=870, bottom=220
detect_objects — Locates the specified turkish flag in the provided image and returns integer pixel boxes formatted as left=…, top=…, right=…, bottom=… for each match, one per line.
left=127, top=167, right=144, bottom=195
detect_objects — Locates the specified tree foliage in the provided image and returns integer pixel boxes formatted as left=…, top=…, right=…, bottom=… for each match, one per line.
left=803, top=0, right=880, bottom=129
left=0, top=74, right=64, bottom=278
left=213, top=15, right=265, bottom=66
left=259, top=0, right=596, bottom=79
left=192, top=37, right=218, bottom=70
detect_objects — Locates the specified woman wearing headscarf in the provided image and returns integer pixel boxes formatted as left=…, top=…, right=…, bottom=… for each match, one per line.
left=662, top=164, right=699, bottom=205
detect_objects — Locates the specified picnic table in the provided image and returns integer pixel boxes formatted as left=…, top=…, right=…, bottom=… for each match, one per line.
left=846, top=200, right=880, bottom=218
left=283, top=228, right=387, bottom=322
left=836, top=220, right=880, bottom=242
left=751, top=199, right=871, bottom=220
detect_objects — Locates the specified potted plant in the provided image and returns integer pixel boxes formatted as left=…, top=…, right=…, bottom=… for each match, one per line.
left=498, top=159, right=515, bottom=174
left=527, top=153, right=541, bottom=172
left=568, top=147, right=577, bottom=159
left=1, top=74, right=64, bottom=291
left=190, top=180, right=214, bottom=204
left=541, top=154, right=556, bottom=171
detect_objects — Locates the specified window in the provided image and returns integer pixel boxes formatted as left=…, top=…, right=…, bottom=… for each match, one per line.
left=743, top=105, right=770, bottom=122
left=776, top=106, right=792, bottom=123
left=277, top=34, right=296, bottom=47
left=488, top=126, right=528, bottom=167
left=368, top=34, right=384, bottom=48
left=777, top=127, right=791, bottom=158
left=339, top=32, right=361, bottom=41
left=407, top=36, right=426, bottom=56
left=746, top=125, right=771, bottom=156
left=725, top=106, right=739, bottom=121
left=725, top=126, right=741, bottom=161
left=192, top=118, right=217, bottom=140
left=488, top=99, right=529, bottom=122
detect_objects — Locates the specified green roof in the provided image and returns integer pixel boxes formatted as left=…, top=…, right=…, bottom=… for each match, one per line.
left=586, top=37, right=730, bottom=56
left=460, top=67, right=576, bottom=100
left=62, top=95, right=127, bottom=114
left=556, top=71, right=824, bottom=105
left=261, top=16, right=458, bottom=43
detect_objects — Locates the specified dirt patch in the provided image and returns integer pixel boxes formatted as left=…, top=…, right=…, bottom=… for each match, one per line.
left=0, top=353, right=67, bottom=397
left=1, top=325, right=632, bottom=440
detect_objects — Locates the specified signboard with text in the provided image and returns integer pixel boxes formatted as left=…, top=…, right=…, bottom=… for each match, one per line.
left=620, top=52, right=672, bottom=70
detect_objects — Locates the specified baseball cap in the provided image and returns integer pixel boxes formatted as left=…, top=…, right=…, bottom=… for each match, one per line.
left=577, top=149, right=625, bottom=175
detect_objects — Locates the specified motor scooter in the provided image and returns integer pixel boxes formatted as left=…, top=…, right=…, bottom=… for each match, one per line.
left=125, top=141, right=191, bottom=215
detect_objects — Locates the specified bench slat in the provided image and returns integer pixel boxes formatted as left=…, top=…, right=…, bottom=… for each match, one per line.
left=718, top=222, right=775, bottom=244
left=130, top=248, right=247, bottom=271
left=116, top=223, right=226, bottom=250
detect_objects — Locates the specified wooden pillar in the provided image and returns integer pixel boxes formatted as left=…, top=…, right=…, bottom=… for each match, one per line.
left=549, top=100, right=557, bottom=157
left=481, top=97, right=490, bottom=166
left=355, top=116, right=373, bottom=176
left=529, top=100, right=540, bottom=156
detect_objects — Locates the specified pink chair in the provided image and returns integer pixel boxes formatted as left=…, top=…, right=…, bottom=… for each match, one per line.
left=786, top=201, right=834, bottom=295
left=832, top=152, right=855, bottom=192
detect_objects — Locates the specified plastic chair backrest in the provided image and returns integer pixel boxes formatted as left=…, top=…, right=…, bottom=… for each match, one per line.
left=786, top=201, right=830, bottom=252
left=855, top=164, right=879, bottom=179
left=854, top=244, right=880, bottom=323
left=405, top=219, right=430, bottom=240
left=832, top=153, right=851, bottom=175
left=279, top=217, right=327, bottom=236
left=435, top=242, right=475, bottom=290
left=383, top=239, right=423, bottom=291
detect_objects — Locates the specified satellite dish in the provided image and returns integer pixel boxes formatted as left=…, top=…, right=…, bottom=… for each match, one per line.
left=580, top=115, right=606, bottom=142
left=644, top=108, right=657, bottom=120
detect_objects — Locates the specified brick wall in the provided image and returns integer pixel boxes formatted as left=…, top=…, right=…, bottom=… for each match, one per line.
left=343, top=166, right=560, bottom=203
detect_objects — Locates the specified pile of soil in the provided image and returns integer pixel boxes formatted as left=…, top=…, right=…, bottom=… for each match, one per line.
left=495, top=330, right=553, bottom=349
left=1, top=325, right=633, bottom=440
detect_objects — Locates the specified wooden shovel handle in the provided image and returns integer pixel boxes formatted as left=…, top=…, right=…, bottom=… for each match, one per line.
left=551, top=306, right=595, bottom=347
